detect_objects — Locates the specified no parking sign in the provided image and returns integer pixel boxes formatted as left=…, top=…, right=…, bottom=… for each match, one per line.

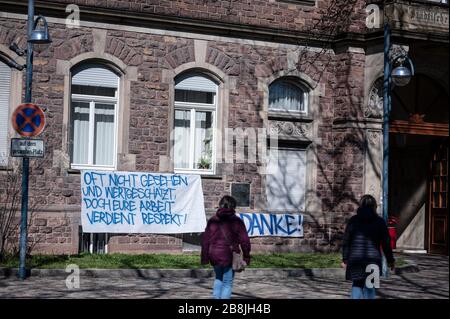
left=11, top=103, right=46, bottom=137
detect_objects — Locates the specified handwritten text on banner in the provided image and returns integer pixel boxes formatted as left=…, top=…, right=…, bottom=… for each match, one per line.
left=239, top=212, right=304, bottom=237
left=81, top=171, right=207, bottom=233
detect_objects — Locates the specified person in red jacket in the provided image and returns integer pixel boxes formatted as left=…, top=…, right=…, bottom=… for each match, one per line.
left=201, top=195, right=251, bottom=299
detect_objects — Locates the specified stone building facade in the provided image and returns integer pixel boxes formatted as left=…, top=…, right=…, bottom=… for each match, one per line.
left=0, top=0, right=448, bottom=255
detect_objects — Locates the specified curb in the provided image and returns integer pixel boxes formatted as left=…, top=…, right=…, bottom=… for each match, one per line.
left=0, top=264, right=418, bottom=279
left=0, top=267, right=343, bottom=279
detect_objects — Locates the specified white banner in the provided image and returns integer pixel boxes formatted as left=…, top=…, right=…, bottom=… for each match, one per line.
left=238, top=212, right=304, bottom=237
left=81, top=171, right=206, bottom=233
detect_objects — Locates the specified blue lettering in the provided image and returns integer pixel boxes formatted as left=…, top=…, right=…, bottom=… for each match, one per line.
left=86, top=212, right=94, bottom=224
left=259, top=213, right=273, bottom=235
left=82, top=185, right=103, bottom=197
left=83, top=171, right=106, bottom=187
left=274, top=214, right=287, bottom=235
left=139, top=200, right=174, bottom=214
left=298, top=215, right=303, bottom=233
left=108, top=173, right=138, bottom=188
left=140, top=174, right=169, bottom=188
left=104, top=186, right=176, bottom=201
left=105, top=186, right=124, bottom=199
left=83, top=198, right=111, bottom=211
left=86, top=211, right=136, bottom=225
left=141, top=212, right=184, bottom=226
left=285, top=215, right=296, bottom=235
left=171, top=175, right=188, bottom=187
left=238, top=213, right=304, bottom=237
left=239, top=213, right=253, bottom=235
left=251, top=213, right=264, bottom=235
left=112, top=200, right=136, bottom=212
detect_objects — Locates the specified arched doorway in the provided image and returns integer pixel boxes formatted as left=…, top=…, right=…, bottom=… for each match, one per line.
left=389, top=74, right=449, bottom=255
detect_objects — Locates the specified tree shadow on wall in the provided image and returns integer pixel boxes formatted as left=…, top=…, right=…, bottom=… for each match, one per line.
left=254, top=0, right=381, bottom=253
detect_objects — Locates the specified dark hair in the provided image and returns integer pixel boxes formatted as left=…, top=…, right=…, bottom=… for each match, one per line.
left=219, top=195, right=237, bottom=209
left=359, top=194, right=377, bottom=213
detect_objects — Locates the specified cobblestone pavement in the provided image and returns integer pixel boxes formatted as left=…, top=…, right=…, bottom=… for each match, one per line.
left=0, top=254, right=447, bottom=299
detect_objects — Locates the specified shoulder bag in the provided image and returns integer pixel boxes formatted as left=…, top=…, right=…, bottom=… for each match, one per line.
left=218, top=223, right=247, bottom=272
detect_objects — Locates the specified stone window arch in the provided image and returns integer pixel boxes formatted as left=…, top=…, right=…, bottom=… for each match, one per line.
left=269, top=76, right=310, bottom=114
left=56, top=53, right=137, bottom=172
left=69, top=62, right=121, bottom=169
left=258, top=71, right=323, bottom=216
left=265, top=76, right=313, bottom=212
left=173, top=70, right=220, bottom=174
left=162, top=63, right=232, bottom=175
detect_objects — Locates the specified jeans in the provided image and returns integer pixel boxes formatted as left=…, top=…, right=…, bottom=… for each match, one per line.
left=351, top=280, right=376, bottom=299
left=213, top=266, right=234, bottom=299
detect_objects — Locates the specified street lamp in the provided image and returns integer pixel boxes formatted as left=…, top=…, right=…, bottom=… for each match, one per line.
left=382, top=23, right=414, bottom=277
left=391, top=57, right=415, bottom=87
left=29, top=15, right=52, bottom=53
left=7, top=0, right=52, bottom=280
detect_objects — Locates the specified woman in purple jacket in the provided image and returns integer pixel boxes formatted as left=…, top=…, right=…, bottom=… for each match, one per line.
left=201, top=195, right=251, bottom=299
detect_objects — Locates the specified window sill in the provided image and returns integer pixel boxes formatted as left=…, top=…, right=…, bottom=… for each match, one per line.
left=268, top=111, right=313, bottom=122
left=277, top=0, right=316, bottom=7
left=67, top=168, right=81, bottom=175
left=174, top=169, right=222, bottom=179
left=200, top=174, right=223, bottom=180
left=68, top=165, right=116, bottom=174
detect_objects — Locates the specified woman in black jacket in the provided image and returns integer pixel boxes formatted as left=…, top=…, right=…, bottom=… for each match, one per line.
left=342, top=195, right=395, bottom=299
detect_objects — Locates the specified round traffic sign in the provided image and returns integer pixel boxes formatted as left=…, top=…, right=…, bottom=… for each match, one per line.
left=11, top=103, right=46, bottom=137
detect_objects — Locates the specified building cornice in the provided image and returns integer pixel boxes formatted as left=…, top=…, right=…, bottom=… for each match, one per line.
left=0, top=0, right=448, bottom=49
left=0, top=0, right=355, bottom=48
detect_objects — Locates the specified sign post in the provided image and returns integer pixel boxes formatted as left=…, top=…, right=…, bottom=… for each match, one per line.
left=4, top=0, right=51, bottom=280
left=11, top=102, right=46, bottom=280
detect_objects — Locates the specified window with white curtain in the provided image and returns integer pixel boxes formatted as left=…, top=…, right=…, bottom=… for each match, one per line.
left=0, top=60, right=11, bottom=166
left=70, top=64, right=119, bottom=169
left=174, top=73, right=217, bottom=173
left=269, top=78, right=308, bottom=113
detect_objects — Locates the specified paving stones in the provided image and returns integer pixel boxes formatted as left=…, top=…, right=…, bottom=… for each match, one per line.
left=0, top=253, right=447, bottom=299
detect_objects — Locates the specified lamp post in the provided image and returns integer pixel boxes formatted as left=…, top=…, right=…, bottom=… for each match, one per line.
left=382, top=23, right=414, bottom=278
left=8, top=0, right=52, bottom=280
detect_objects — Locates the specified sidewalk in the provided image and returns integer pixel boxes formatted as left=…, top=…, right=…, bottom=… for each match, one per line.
left=0, top=253, right=447, bottom=299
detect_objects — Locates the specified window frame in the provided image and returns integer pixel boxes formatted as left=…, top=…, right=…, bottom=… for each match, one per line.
left=277, top=0, right=316, bottom=6
left=173, top=79, right=218, bottom=175
left=0, top=59, right=12, bottom=167
left=69, top=70, right=120, bottom=171
left=268, top=78, right=309, bottom=115
left=265, top=147, right=307, bottom=212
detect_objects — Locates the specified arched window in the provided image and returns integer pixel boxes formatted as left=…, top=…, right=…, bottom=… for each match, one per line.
left=0, top=60, right=11, bottom=166
left=173, top=72, right=217, bottom=173
left=70, top=63, right=119, bottom=169
left=269, top=78, right=308, bottom=113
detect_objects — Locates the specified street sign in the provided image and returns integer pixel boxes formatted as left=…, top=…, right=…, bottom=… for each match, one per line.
left=10, top=138, right=45, bottom=158
left=11, top=103, right=46, bottom=137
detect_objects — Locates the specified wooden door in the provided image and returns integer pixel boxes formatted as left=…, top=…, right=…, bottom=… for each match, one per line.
left=428, top=139, right=449, bottom=255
